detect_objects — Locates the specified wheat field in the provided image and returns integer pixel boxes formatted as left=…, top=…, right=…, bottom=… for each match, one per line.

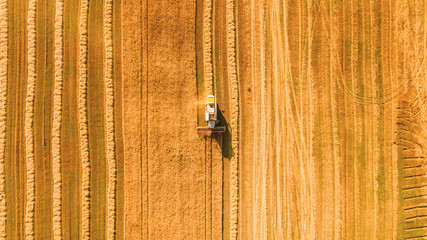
left=0, top=0, right=425, bottom=239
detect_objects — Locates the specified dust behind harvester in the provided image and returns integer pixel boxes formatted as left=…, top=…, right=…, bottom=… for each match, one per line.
left=197, top=95, right=226, bottom=135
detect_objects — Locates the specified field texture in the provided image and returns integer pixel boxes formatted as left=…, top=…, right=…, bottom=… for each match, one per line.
left=0, top=0, right=426, bottom=239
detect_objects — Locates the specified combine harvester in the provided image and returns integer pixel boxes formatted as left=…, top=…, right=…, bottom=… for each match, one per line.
left=197, top=95, right=226, bottom=135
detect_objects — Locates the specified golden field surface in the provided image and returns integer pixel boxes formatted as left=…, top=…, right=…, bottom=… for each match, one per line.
left=0, top=0, right=425, bottom=239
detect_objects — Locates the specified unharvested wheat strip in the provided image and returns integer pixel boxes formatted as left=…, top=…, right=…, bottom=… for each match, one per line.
left=104, top=0, right=117, bottom=239
left=52, top=0, right=64, bottom=238
left=78, top=0, right=90, bottom=239
left=226, top=0, right=239, bottom=239
left=0, top=0, right=7, bottom=238
left=203, top=0, right=214, bottom=95
left=25, top=0, right=37, bottom=239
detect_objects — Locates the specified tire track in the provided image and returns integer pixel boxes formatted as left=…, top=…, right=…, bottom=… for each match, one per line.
left=271, top=1, right=284, bottom=238
left=78, top=1, right=90, bottom=239
left=203, top=0, right=214, bottom=96
left=25, top=0, right=36, bottom=239
left=104, top=0, right=117, bottom=239
left=361, top=0, right=373, bottom=238
left=369, top=2, right=382, bottom=237
left=307, top=1, right=316, bottom=238
left=226, top=0, right=239, bottom=238
left=0, top=0, right=7, bottom=238
left=327, top=0, right=343, bottom=237
left=52, top=0, right=64, bottom=238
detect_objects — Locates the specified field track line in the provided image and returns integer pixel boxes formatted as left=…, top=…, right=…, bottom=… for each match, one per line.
left=0, top=0, right=7, bottom=238
left=78, top=0, right=90, bottom=239
left=203, top=0, right=214, bottom=95
left=25, top=0, right=36, bottom=239
left=52, top=0, right=64, bottom=238
left=226, top=0, right=239, bottom=239
left=328, top=0, right=342, bottom=237
left=104, top=0, right=117, bottom=239
left=307, top=0, right=315, bottom=237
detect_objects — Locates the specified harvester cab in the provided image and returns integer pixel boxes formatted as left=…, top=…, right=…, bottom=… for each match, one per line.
left=197, top=95, right=226, bottom=135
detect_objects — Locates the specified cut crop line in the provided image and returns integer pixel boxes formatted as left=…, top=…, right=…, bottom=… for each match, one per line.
left=404, top=205, right=427, bottom=211
left=25, top=0, right=37, bottom=239
left=52, top=0, right=64, bottom=238
left=405, top=226, right=427, bottom=230
left=403, top=156, right=425, bottom=160
left=104, top=0, right=117, bottom=239
left=405, top=215, right=427, bottom=221
left=404, top=235, right=427, bottom=240
left=403, top=185, right=427, bottom=191
left=203, top=0, right=214, bottom=95
left=403, top=194, right=427, bottom=200
left=226, top=0, right=239, bottom=239
left=403, top=165, right=424, bottom=170
left=403, top=174, right=426, bottom=179
left=78, top=1, right=90, bottom=239
left=0, top=0, right=7, bottom=238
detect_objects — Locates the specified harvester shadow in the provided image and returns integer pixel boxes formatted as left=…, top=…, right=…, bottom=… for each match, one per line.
left=213, top=105, right=233, bottom=159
